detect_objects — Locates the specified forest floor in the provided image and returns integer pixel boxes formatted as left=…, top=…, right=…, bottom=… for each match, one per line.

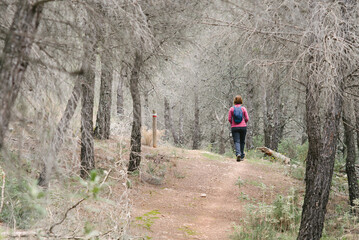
left=127, top=145, right=302, bottom=239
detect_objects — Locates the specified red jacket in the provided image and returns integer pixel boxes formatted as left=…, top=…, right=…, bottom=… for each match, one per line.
left=228, top=104, right=249, bottom=127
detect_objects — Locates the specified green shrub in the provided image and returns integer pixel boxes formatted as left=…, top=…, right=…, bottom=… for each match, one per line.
left=278, top=139, right=308, bottom=165
left=0, top=178, right=46, bottom=229
left=224, top=151, right=235, bottom=158
left=245, top=149, right=265, bottom=161
left=290, top=166, right=305, bottom=181
left=252, top=135, right=264, bottom=148
left=230, top=188, right=301, bottom=239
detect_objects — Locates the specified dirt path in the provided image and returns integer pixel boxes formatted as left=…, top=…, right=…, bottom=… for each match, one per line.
left=129, top=147, right=298, bottom=239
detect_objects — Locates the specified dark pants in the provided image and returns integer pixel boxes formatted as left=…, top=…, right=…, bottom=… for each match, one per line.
left=232, top=127, right=247, bottom=157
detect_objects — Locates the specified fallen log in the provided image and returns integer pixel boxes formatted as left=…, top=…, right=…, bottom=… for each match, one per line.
left=0, top=229, right=42, bottom=238
left=257, top=147, right=290, bottom=164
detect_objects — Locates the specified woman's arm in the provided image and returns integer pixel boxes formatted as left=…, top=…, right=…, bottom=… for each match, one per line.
left=244, top=107, right=249, bottom=123
left=228, top=107, right=233, bottom=123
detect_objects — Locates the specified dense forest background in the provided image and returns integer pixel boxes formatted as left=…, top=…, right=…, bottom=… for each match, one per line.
left=0, top=0, right=359, bottom=239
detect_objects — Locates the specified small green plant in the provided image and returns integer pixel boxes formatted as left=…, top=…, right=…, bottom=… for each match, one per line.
left=80, top=170, right=101, bottom=199
left=245, top=149, right=264, bottom=161
left=0, top=178, right=46, bottom=229
left=238, top=192, right=251, bottom=201
left=290, top=166, right=305, bottom=181
left=235, top=177, right=244, bottom=188
left=174, top=170, right=185, bottom=179
left=202, top=152, right=223, bottom=161
left=171, top=149, right=177, bottom=158
left=224, top=151, right=235, bottom=158
left=179, top=226, right=197, bottom=236
left=129, top=169, right=140, bottom=177
left=135, top=210, right=161, bottom=231
left=247, top=180, right=264, bottom=188
left=84, top=221, right=100, bottom=239
left=252, top=135, right=264, bottom=148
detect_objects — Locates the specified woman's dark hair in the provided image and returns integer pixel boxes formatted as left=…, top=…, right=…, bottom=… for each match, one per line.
left=233, top=95, right=243, bottom=105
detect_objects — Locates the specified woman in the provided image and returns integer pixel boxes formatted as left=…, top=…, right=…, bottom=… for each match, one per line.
left=228, top=95, right=249, bottom=162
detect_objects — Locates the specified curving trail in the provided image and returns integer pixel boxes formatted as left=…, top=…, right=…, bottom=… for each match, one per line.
left=129, top=147, right=298, bottom=239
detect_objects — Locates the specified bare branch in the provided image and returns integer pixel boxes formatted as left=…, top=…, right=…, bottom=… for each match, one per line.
left=49, top=197, right=87, bottom=234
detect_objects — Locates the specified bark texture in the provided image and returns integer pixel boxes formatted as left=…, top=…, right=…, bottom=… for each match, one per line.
left=297, top=79, right=343, bottom=240
left=117, top=74, right=125, bottom=116
left=80, top=52, right=96, bottom=179
left=215, top=112, right=226, bottom=155
left=342, top=97, right=359, bottom=208
left=178, top=106, right=185, bottom=145
left=0, top=0, right=43, bottom=149
left=263, top=78, right=285, bottom=151
left=143, top=89, right=150, bottom=128
left=94, top=50, right=113, bottom=139
left=245, top=77, right=255, bottom=150
left=164, top=97, right=179, bottom=144
left=128, top=52, right=142, bottom=172
left=192, top=93, right=201, bottom=150
left=218, top=125, right=226, bottom=154
left=298, top=1, right=355, bottom=238
left=38, top=79, right=81, bottom=186
left=355, top=100, right=359, bottom=151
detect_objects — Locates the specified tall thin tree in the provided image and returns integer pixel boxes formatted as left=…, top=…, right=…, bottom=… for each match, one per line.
left=94, top=48, right=113, bottom=139
left=80, top=22, right=96, bottom=178
left=128, top=52, right=142, bottom=172
left=0, top=0, right=44, bottom=149
left=192, top=93, right=201, bottom=149
left=342, top=96, right=359, bottom=209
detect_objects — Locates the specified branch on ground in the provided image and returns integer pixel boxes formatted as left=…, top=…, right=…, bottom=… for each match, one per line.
left=257, top=147, right=290, bottom=164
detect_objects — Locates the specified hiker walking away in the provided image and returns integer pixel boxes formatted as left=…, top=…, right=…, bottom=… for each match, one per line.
left=228, top=95, right=249, bottom=162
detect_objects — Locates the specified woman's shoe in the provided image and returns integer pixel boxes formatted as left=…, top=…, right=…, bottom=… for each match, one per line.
left=236, top=155, right=241, bottom=162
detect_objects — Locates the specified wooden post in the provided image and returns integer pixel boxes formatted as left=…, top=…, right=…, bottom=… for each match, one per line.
left=152, top=110, right=157, bottom=148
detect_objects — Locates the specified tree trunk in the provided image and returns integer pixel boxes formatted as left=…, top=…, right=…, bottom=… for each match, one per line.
left=0, top=0, right=44, bottom=150
left=117, top=74, right=125, bottom=116
left=298, top=1, right=355, bottom=238
left=128, top=52, right=142, bottom=172
left=355, top=101, right=359, bottom=152
left=164, top=97, right=171, bottom=140
left=301, top=110, right=308, bottom=144
left=192, top=93, right=201, bottom=150
left=263, top=76, right=285, bottom=151
left=272, top=101, right=286, bottom=150
left=80, top=51, right=96, bottom=179
left=178, top=106, right=185, bottom=145
left=245, top=70, right=254, bottom=149
left=164, top=97, right=179, bottom=144
left=210, top=130, right=216, bottom=152
left=219, top=125, right=225, bottom=154
left=297, top=78, right=343, bottom=240
left=38, top=79, right=81, bottom=186
left=263, top=84, right=274, bottom=149
left=355, top=100, right=359, bottom=151
left=94, top=50, right=113, bottom=139
left=342, top=97, right=359, bottom=208
left=143, top=89, right=151, bottom=128
left=215, top=112, right=226, bottom=155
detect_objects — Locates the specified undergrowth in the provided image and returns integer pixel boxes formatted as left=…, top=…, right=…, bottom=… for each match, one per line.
left=231, top=139, right=359, bottom=239
left=0, top=177, right=45, bottom=229
left=230, top=188, right=301, bottom=240
left=278, top=139, right=308, bottom=181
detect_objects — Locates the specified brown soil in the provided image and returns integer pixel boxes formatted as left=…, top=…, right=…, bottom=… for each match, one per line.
left=128, top=146, right=300, bottom=239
